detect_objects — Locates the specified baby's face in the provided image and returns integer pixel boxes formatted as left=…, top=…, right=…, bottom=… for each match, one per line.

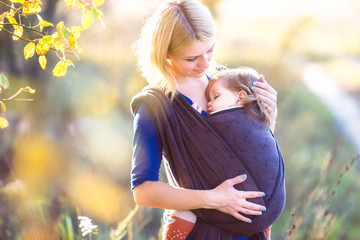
left=207, top=80, right=239, bottom=114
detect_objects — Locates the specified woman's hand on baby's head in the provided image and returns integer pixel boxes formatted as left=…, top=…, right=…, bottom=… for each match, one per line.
left=253, top=74, right=278, bottom=131
left=192, top=102, right=203, bottom=113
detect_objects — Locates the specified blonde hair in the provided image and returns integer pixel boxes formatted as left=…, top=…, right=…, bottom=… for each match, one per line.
left=206, top=67, right=271, bottom=127
left=133, top=0, right=216, bottom=99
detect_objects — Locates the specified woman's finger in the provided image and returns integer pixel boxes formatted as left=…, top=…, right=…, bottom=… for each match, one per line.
left=236, top=190, right=265, bottom=200
left=237, top=206, right=264, bottom=217
left=241, top=200, right=267, bottom=212
left=226, top=174, right=247, bottom=186
left=253, top=81, right=277, bottom=97
left=230, top=211, right=252, bottom=223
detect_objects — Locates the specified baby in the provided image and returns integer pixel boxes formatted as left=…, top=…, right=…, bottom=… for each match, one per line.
left=163, top=67, right=285, bottom=240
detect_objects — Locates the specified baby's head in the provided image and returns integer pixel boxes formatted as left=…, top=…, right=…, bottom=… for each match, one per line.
left=206, top=67, right=270, bottom=125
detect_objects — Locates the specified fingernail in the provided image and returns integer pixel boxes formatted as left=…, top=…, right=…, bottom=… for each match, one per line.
left=262, top=193, right=266, bottom=197
left=259, top=212, right=262, bottom=216
left=248, top=220, right=252, bottom=224
left=253, top=81, right=257, bottom=86
left=241, top=174, right=247, bottom=179
left=263, top=208, right=267, bottom=212
left=251, top=86, right=255, bottom=90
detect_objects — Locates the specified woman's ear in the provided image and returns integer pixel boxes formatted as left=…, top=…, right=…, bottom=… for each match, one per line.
left=236, top=90, right=247, bottom=106
left=165, top=56, right=172, bottom=66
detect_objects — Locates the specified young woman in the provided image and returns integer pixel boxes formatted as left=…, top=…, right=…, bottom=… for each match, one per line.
left=130, top=1, right=278, bottom=239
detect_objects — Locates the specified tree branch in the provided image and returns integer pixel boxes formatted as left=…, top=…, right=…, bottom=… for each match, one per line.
left=1, top=22, right=46, bottom=36
left=0, top=0, right=19, bottom=11
left=0, top=26, right=35, bottom=42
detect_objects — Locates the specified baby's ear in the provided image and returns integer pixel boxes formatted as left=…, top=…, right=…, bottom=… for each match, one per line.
left=236, top=90, right=247, bottom=105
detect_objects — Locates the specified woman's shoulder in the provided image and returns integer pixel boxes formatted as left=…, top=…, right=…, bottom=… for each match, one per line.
left=130, top=86, right=169, bottom=115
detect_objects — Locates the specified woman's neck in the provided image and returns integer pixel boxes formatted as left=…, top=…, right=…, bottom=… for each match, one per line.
left=176, top=75, right=209, bottom=111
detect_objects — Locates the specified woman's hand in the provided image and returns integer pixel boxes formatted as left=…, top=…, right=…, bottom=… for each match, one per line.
left=205, top=175, right=266, bottom=223
left=253, top=75, right=278, bottom=132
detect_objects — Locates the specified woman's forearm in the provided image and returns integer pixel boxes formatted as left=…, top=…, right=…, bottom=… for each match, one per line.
left=133, top=176, right=266, bottom=223
left=133, top=181, right=209, bottom=210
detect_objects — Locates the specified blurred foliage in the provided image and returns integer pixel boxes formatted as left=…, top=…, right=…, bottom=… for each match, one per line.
left=1, top=0, right=360, bottom=239
left=0, top=0, right=105, bottom=77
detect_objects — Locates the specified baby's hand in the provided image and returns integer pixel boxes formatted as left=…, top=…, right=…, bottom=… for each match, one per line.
left=192, top=102, right=203, bottom=113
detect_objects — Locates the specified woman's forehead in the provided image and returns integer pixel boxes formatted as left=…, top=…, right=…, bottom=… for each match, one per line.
left=183, top=38, right=216, bottom=56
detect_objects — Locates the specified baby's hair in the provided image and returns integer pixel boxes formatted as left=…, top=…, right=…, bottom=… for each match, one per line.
left=206, top=67, right=271, bottom=127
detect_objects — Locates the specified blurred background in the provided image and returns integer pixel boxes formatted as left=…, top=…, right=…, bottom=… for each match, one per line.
left=1, top=0, right=360, bottom=239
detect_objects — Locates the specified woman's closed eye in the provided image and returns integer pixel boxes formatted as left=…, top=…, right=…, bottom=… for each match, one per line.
left=186, top=57, right=197, bottom=62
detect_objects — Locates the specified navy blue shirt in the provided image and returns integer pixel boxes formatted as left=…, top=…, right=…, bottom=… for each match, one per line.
left=131, top=95, right=249, bottom=240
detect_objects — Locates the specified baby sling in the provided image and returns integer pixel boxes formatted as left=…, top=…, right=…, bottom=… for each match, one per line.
left=131, top=87, right=285, bottom=240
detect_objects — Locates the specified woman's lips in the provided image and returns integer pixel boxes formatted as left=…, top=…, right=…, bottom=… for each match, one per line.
left=195, top=69, right=206, bottom=73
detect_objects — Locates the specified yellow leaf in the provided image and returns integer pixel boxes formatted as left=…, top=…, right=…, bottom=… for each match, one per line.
left=39, top=20, right=53, bottom=27
left=53, top=40, right=64, bottom=51
left=22, top=2, right=42, bottom=15
left=8, top=9, right=16, bottom=18
left=0, top=116, right=9, bottom=129
left=52, top=32, right=61, bottom=39
left=93, top=0, right=104, bottom=7
left=56, top=21, right=65, bottom=32
left=73, top=31, right=81, bottom=40
left=0, top=20, right=3, bottom=32
left=0, top=101, right=6, bottom=113
left=68, top=35, right=75, bottom=47
left=13, top=26, right=23, bottom=41
left=42, top=36, right=56, bottom=45
left=64, top=0, right=77, bottom=7
left=24, top=42, right=36, bottom=60
left=7, top=17, right=17, bottom=28
left=9, top=0, right=25, bottom=3
left=65, top=59, right=74, bottom=67
left=81, top=9, right=93, bottom=29
left=39, top=55, right=47, bottom=70
left=36, top=41, right=50, bottom=55
left=36, top=36, right=55, bottom=55
left=71, top=26, right=84, bottom=33
left=52, top=60, right=67, bottom=77
left=23, top=86, right=36, bottom=94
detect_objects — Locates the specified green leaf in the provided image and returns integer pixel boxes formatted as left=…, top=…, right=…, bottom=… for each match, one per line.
left=91, top=8, right=103, bottom=22
left=60, top=27, right=72, bottom=38
left=0, top=73, right=9, bottom=90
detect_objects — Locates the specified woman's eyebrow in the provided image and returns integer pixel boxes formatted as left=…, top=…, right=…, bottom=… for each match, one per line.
left=185, top=44, right=216, bottom=59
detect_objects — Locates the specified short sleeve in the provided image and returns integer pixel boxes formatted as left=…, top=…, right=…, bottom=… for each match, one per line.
left=131, top=102, right=163, bottom=189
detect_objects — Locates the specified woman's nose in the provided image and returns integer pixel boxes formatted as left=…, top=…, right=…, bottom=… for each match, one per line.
left=199, top=54, right=210, bottom=68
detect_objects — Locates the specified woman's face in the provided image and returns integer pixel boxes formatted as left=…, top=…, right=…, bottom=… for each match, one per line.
left=167, top=39, right=216, bottom=80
